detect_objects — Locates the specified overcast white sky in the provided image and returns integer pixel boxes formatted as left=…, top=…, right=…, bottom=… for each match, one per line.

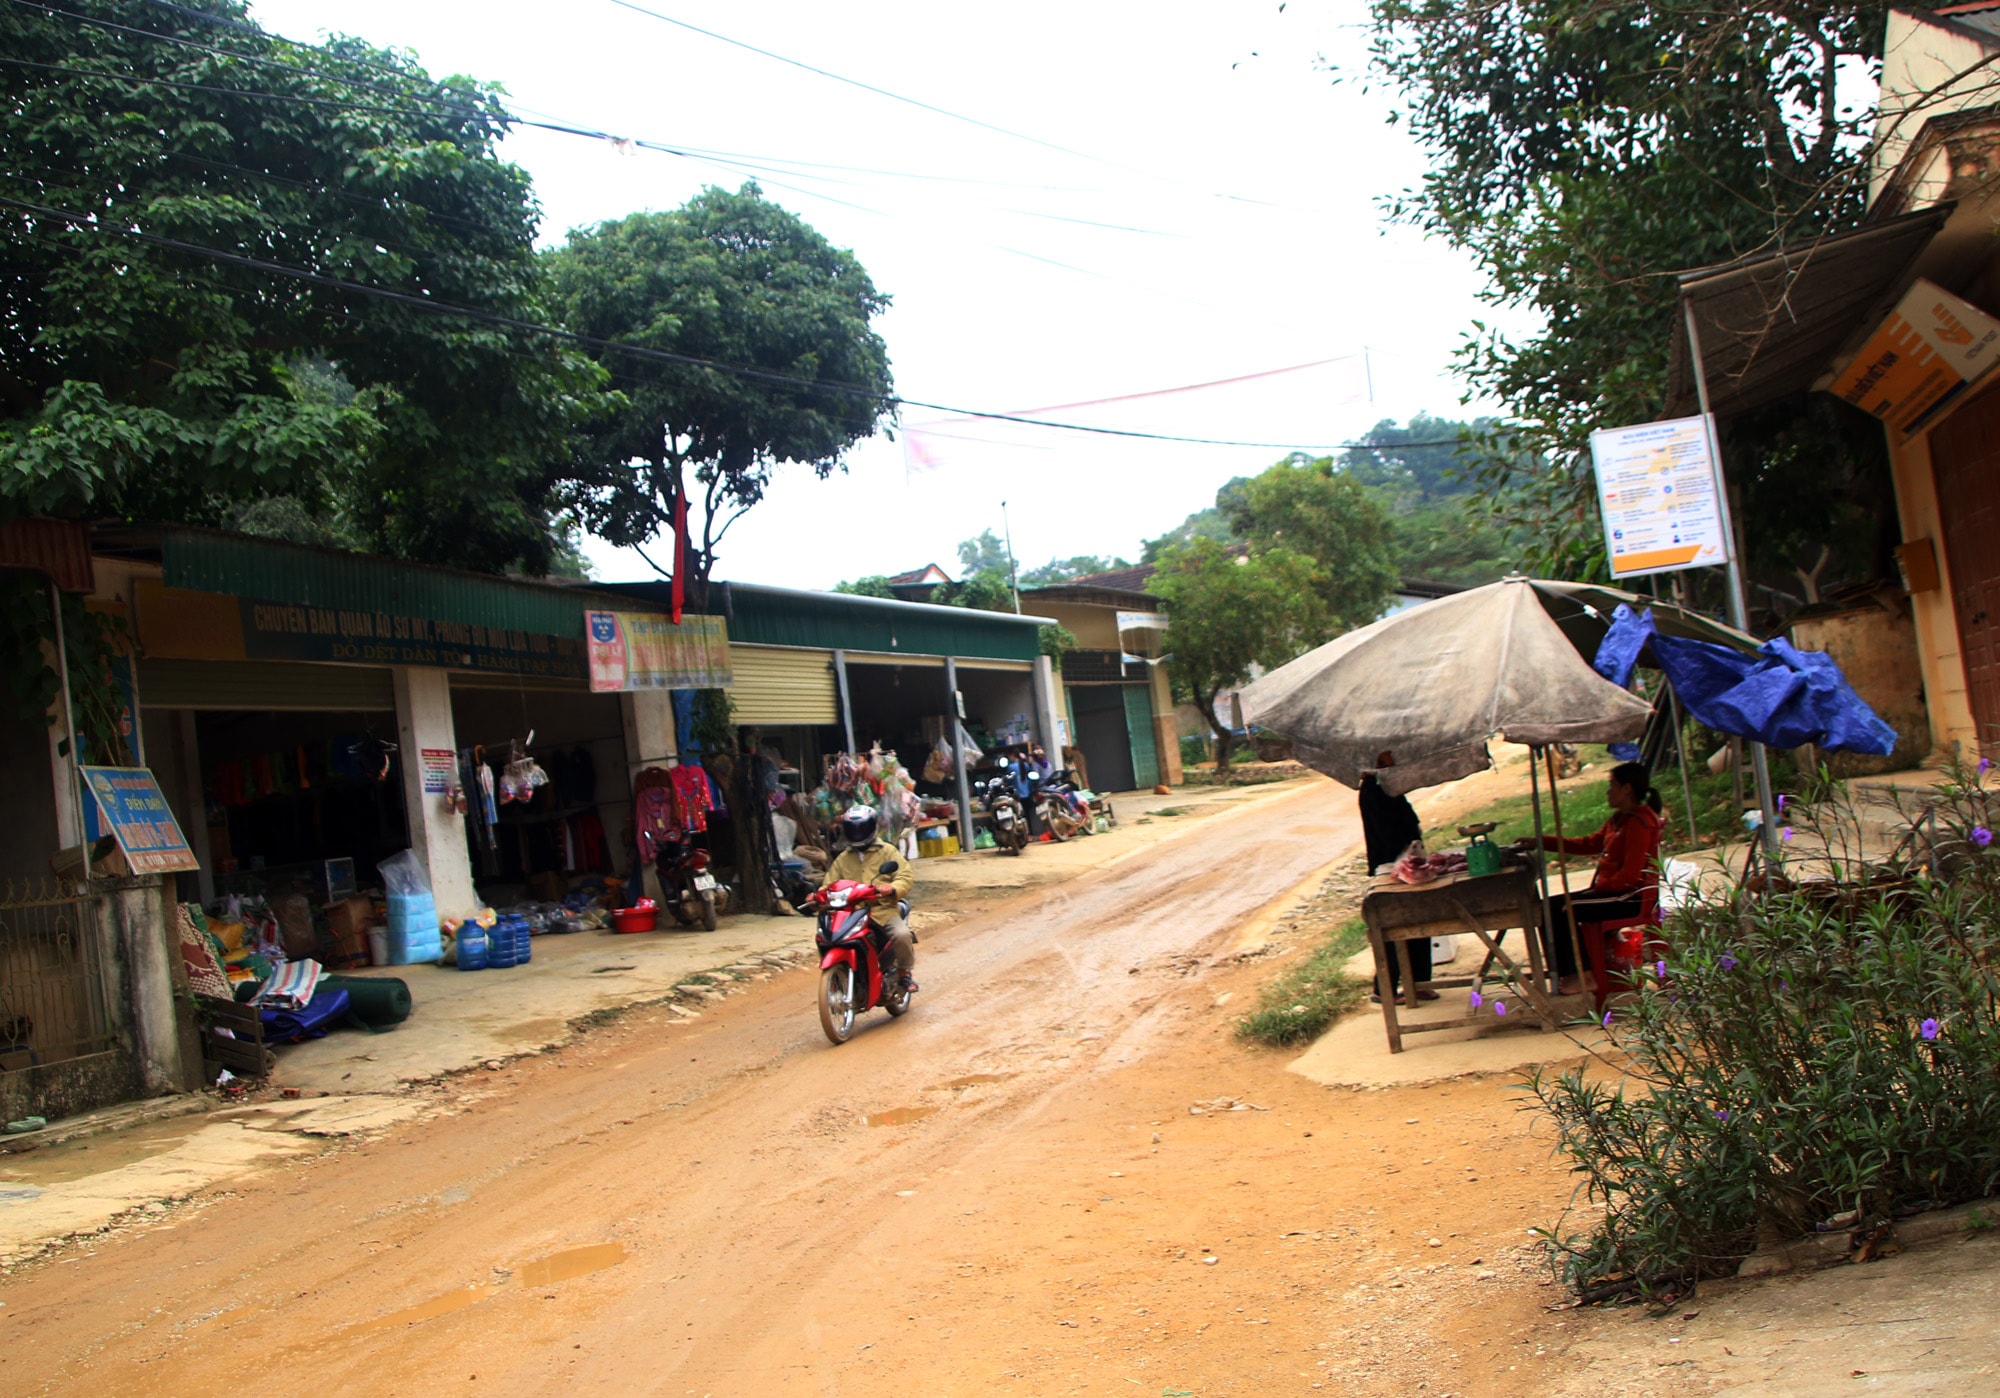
left=250, top=0, right=1532, bottom=589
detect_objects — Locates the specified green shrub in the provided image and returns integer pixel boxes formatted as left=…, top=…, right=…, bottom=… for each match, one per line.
left=1530, top=761, right=2000, bottom=1299
left=1236, top=916, right=1372, bottom=1046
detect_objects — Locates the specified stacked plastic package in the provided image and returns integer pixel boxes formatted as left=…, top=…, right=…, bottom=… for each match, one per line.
left=377, top=851, right=441, bottom=965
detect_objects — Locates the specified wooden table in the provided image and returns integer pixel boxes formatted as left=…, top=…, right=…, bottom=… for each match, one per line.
left=1360, top=865, right=1559, bottom=1053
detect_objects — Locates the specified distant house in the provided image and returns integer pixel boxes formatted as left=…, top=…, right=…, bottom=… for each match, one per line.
left=1019, top=565, right=1181, bottom=790
left=884, top=564, right=952, bottom=604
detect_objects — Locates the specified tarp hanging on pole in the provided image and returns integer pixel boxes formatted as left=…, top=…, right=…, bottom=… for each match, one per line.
left=1590, top=604, right=1896, bottom=755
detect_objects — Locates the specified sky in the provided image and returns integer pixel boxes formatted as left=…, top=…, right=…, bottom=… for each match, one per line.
left=249, top=0, right=1533, bottom=589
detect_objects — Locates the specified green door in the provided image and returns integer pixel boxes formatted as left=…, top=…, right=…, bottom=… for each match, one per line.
left=1123, top=684, right=1159, bottom=789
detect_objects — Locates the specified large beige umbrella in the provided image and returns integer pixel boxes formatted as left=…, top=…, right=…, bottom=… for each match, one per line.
left=1240, top=576, right=1659, bottom=797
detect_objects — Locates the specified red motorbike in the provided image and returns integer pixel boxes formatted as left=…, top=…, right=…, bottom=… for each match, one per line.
left=654, top=829, right=720, bottom=931
left=806, top=862, right=913, bottom=1044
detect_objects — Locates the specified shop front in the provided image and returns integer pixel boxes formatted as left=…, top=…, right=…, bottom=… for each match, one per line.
left=1020, top=571, right=1181, bottom=792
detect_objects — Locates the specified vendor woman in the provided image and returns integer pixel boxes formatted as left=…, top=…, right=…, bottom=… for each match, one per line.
left=1514, top=761, right=1664, bottom=995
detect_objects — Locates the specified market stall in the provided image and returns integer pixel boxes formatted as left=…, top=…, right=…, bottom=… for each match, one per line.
left=1244, top=576, right=1898, bottom=1053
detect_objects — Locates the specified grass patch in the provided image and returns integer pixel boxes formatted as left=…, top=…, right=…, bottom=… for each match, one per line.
left=1235, top=915, right=1373, bottom=1047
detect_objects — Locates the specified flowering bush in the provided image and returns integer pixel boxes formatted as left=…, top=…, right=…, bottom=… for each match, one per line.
left=1529, top=761, right=2000, bottom=1299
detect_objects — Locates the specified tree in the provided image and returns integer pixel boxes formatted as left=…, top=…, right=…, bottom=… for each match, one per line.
left=546, top=186, right=895, bottom=601
left=1152, top=538, right=1332, bottom=767
left=1020, top=554, right=1131, bottom=585
left=832, top=576, right=895, bottom=599
left=1341, top=415, right=1522, bottom=587
left=1365, top=1, right=1898, bottom=600
left=1141, top=491, right=1242, bottom=563
left=956, top=529, right=1014, bottom=578
left=1222, top=456, right=1399, bottom=630
left=0, top=0, right=605, bottom=572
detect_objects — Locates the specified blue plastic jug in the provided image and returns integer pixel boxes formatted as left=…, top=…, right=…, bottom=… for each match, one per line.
left=456, top=923, right=488, bottom=971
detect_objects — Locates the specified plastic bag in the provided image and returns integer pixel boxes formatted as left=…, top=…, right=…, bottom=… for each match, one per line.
left=377, top=849, right=431, bottom=897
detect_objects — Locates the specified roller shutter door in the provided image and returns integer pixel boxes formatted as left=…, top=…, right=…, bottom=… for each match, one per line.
left=727, top=646, right=837, bottom=725
left=137, top=658, right=395, bottom=711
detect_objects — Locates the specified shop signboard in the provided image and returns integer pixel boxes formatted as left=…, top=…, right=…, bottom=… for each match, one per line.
left=134, top=580, right=591, bottom=681
left=80, top=766, right=199, bottom=874
left=585, top=611, right=732, bottom=692
left=1826, top=278, right=2000, bottom=436
left=1589, top=414, right=1732, bottom=578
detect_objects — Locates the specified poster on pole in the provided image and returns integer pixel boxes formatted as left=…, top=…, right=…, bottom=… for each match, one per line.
left=80, top=766, right=199, bottom=874
left=1825, top=278, right=2000, bottom=436
left=1590, top=414, right=1732, bottom=578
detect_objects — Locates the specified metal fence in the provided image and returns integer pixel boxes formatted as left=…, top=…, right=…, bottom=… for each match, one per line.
left=0, top=877, right=115, bottom=1072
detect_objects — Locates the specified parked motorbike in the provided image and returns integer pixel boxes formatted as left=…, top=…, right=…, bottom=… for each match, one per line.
left=654, top=829, right=720, bottom=931
left=807, top=860, right=913, bottom=1044
left=981, top=775, right=1030, bottom=855
left=1032, top=771, right=1090, bottom=840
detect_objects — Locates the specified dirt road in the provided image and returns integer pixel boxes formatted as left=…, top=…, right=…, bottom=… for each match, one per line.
left=0, top=780, right=1588, bottom=1396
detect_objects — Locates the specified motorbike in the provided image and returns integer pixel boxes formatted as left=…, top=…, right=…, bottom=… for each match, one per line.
left=807, top=859, right=913, bottom=1044
left=654, top=829, right=720, bottom=931
left=1031, top=771, right=1091, bottom=841
left=981, top=775, right=1030, bottom=855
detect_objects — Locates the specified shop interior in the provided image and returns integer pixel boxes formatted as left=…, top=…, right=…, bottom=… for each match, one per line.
left=448, top=680, right=635, bottom=906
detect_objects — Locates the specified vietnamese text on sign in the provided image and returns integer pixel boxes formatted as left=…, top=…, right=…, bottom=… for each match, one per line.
left=1590, top=415, right=1731, bottom=578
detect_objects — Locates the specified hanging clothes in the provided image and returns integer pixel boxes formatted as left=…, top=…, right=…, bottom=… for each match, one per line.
left=671, top=763, right=712, bottom=834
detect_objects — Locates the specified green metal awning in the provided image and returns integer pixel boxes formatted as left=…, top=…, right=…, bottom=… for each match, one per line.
left=606, top=580, right=1049, bottom=663
left=147, top=527, right=660, bottom=636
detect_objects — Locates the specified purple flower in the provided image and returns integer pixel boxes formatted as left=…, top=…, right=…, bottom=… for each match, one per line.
left=1975, top=826, right=1994, bottom=849
left=1714, top=1109, right=1730, bottom=1122
left=1921, top=1017, right=1941, bottom=1041
left=1468, top=990, right=1483, bottom=1009
left=1601, top=1010, right=1613, bottom=1029
left=1719, top=954, right=1738, bottom=971
left=1982, top=757, right=1992, bottom=777
left=1655, top=959, right=1668, bottom=977
left=1776, top=793, right=1787, bottom=811
left=1781, top=826, right=1795, bottom=843
left=1779, top=978, right=1789, bottom=991
left=1493, top=1000, right=1509, bottom=1017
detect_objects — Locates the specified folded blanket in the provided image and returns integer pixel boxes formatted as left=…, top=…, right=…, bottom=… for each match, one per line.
left=255, top=958, right=323, bottom=1011
left=260, top=987, right=350, bottom=1044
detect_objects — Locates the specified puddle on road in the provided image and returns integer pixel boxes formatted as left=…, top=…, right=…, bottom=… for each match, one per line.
left=347, top=1284, right=495, bottom=1335
left=519, top=1241, right=627, bottom=1286
left=0, top=1116, right=209, bottom=1185
left=344, top=1242, right=629, bottom=1336
left=925, top=1073, right=1014, bottom=1092
left=863, top=1105, right=939, bottom=1128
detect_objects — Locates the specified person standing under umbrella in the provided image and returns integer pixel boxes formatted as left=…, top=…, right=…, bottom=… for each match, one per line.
left=1359, top=761, right=1435, bottom=1002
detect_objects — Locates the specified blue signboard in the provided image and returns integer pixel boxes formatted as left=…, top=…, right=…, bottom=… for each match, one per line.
left=80, top=766, right=199, bottom=874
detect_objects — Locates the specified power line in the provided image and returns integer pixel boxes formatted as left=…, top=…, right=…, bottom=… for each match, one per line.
left=3, top=195, right=1459, bottom=454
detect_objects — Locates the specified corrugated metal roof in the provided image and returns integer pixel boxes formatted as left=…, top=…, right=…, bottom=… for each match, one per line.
left=138, top=527, right=662, bottom=637
left=0, top=518, right=94, bottom=592
left=604, top=580, right=1049, bottom=662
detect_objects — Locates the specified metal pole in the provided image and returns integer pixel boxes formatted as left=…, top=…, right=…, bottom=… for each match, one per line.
left=1000, top=500, right=1021, bottom=615
left=943, top=657, right=975, bottom=853
left=832, top=649, right=856, bottom=755
left=1682, top=299, right=1780, bottom=855
left=1545, top=746, right=1587, bottom=998
left=48, top=580, right=89, bottom=852
left=1669, top=683, right=1700, bottom=851
left=1528, top=747, right=1553, bottom=996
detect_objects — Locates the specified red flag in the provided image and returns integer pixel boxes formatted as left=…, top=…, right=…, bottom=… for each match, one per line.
left=670, top=483, right=688, bottom=624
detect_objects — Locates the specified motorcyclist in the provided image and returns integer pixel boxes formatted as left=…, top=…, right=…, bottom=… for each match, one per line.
left=821, top=805, right=917, bottom=991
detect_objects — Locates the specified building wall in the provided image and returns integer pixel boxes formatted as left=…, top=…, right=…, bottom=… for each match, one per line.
left=1871, top=10, right=2000, bottom=204
left=1030, top=599, right=1122, bottom=650
left=1789, top=604, right=1931, bottom=774
left=1894, top=424, right=1982, bottom=756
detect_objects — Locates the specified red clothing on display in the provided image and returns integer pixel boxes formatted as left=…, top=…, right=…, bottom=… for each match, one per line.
left=670, top=764, right=711, bottom=834
left=1552, top=805, right=1663, bottom=895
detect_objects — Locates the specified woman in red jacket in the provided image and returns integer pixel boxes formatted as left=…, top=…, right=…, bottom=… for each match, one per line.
left=1515, top=761, right=1663, bottom=995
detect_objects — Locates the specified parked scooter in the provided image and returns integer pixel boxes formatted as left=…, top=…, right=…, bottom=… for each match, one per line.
left=981, top=775, right=1030, bottom=855
left=654, top=829, right=720, bottom=930
left=806, top=860, right=913, bottom=1044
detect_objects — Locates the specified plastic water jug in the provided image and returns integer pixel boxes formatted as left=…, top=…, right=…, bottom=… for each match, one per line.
left=456, top=923, right=488, bottom=971
left=487, top=913, right=526, bottom=969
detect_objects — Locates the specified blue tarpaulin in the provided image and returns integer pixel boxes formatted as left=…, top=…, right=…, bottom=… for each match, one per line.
left=1591, top=604, right=1896, bottom=756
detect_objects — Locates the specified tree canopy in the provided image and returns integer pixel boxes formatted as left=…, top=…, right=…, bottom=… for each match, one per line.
left=1339, top=415, right=1521, bottom=586
left=1151, top=538, right=1331, bottom=765
left=1365, top=1, right=1899, bottom=602
left=545, top=186, right=895, bottom=598
left=1019, top=554, right=1130, bottom=585
left=0, top=0, right=604, bottom=572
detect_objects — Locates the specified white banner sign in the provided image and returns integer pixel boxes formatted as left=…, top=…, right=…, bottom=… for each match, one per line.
left=1590, top=414, right=1731, bottom=578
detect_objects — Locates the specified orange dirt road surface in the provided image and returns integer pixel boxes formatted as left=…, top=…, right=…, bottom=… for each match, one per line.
left=0, top=780, right=1588, bottom=1396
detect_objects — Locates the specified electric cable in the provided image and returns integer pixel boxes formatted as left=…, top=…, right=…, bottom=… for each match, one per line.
left=2, top=194, right=1462, bottom=454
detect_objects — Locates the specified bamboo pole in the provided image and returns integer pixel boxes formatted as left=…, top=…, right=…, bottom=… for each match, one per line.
left=1669, top=683, right=1699, bottom=851
left=1527, top=746, right=1553, bottom=997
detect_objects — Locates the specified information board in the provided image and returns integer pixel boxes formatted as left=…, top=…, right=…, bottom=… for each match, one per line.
left=1590, top=414, right=1732, bottom=578
left=1826, top=278, right=2000, bottom=436
left=585, top=611, right=732, bottom=692
left=80, top=766, right=199, bottom=874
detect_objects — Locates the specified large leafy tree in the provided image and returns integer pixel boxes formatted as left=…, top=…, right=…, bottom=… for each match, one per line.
left=545, top=186, right=895, bottom=599
left=1340, top=414, right=1522, bottom=586
left=1220, top=455, right=1399, bottom=629
left=1153, top=538, right=1331, bottom=766
left=0, top=0, right=604, bottom=571
left=1366, top=1, right=1900, bottom=601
